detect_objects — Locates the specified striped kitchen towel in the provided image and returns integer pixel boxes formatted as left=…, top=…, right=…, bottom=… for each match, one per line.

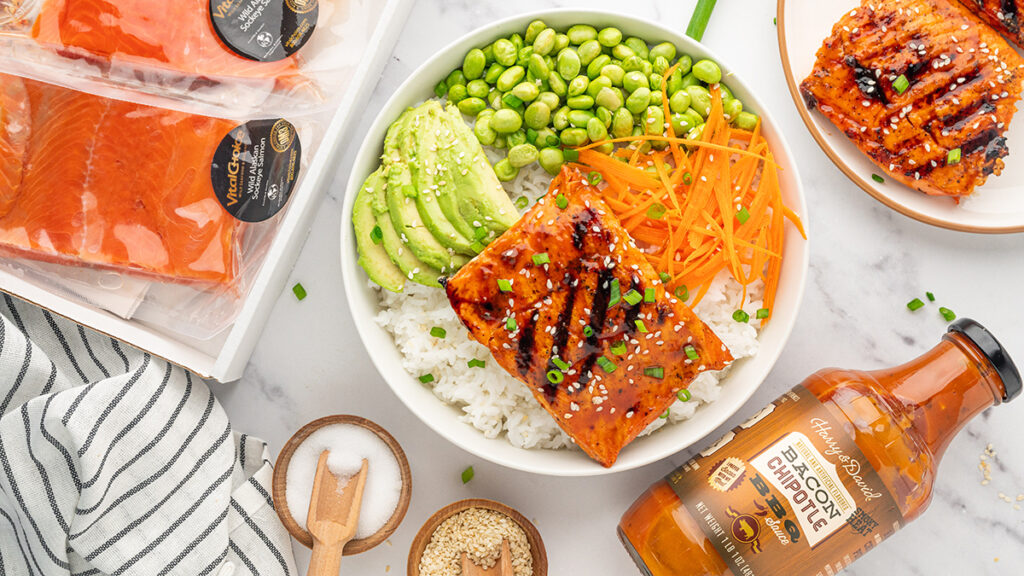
left=0, top=295, right=298, bottom=576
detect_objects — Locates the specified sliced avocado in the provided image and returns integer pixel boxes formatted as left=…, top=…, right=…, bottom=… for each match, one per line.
left=402, top=102, right=476, bottom=256
left=367, top=173, right=445, bottom=288
left=354, top=168, right=405, bottom=292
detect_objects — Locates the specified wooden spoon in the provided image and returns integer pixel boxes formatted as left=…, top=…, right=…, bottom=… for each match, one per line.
left=461, top=539, right=513, bottom=576
left=306, top=452, right=368, bottom=576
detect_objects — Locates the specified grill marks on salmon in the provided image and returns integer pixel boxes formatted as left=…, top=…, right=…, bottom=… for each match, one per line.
left=957, top=0, right=1024, bottom=47
left=800, top=0, right=1024, bottom=197
left=0, top=75, right=242, bottom=284
left=444, top=168, right=732, bottom=468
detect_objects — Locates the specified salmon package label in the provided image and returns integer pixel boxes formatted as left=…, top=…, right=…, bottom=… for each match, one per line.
left=665, top=386, right=903, bottom=576
left=209, top=0, right=318, bottom=62
left=212, top=118, right=301, bottom=223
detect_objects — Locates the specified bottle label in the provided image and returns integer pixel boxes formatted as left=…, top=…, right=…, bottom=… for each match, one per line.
left=211, top=119, right=301, bottom=222
left=667, top=385, right=903, bottom=576
left=209, top=0, right=318, bottom=62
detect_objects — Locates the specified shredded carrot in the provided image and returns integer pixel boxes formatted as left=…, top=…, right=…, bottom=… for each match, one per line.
left=575, top=88, right=806, bottom=318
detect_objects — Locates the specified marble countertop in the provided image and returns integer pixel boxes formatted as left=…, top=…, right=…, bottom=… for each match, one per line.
left=210, top=0, right=1024, bottom=574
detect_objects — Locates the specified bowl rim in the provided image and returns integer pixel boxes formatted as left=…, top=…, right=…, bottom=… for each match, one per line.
left=776, top=0, right=1024, bottom=235
left=340, top=8, right=810, bottom=476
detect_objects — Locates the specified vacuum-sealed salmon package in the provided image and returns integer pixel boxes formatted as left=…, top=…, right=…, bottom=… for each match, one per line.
left=0, top=0, right=380, bottom=114
left=0, top=72, right=318, bottom=339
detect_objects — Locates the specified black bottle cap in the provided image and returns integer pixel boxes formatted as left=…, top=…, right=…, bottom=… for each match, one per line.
left=948, top=318, right=1022, bottom=403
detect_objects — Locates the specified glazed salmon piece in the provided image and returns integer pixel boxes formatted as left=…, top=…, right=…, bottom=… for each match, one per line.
left=445, top=168, right=732, bottom=468
left=800, top=0, right=1024, bottom=197
left=956, top=0, right=1024, bottom=48
left=0, top=75, right=242, bottom=284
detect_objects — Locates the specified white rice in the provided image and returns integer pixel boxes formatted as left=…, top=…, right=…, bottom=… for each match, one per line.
left=373, top=164, right=765, bottom=452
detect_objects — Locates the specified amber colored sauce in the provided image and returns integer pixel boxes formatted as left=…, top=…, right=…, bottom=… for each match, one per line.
left=619, top=333, right=1007, bottom=576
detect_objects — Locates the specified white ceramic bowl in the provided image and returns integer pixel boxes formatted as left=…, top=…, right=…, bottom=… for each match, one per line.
left=341, top=9, right=810, bottom=476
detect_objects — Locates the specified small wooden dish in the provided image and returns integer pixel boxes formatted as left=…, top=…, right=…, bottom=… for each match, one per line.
left=407, top=499, right=548, bottom=576
left=272, top=415, right=412, bottom=555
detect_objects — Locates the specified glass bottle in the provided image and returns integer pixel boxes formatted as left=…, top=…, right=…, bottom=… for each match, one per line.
left=619, top=319, right=1021, bottom=576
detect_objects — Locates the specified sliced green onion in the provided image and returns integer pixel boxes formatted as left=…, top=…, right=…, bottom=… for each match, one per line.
left=623, top=289, right=643, bottom=306
left=659, top=408, right=670, bottom=419
left=514, top=196, right=530, bottom=210
left=682, top=172, right=693, bottom=185
left=756, top=308, right=770, bottom=319
left=470, top=240, right=486, bottom=253
left=552, top=356, right=570, bottom=371
left=907, top=298, right=925, bottom=311
left=563, top=149, right=580, bottom=162
left=659, top=272, right=671, bottom=284
left=644, top=288, right=656, bottom=303
left=635, top=320, right=648, bottom=333
left=370, top=225, right=383, bottom=245
left=674, top=285, right=690, bottom=301
left=596, top=356, right=617, bottom=373
left=292, top=283, right=307, bottom=301
left=647, top=203, right=667, bottom=220
left=926, top=292, right=936, bottom=302
left=893, top=74, right=910, bottom=95
left=684, top=345, right=700, bottom=361
left=583, top=326, right=595, bottom=338
left=430, top=326, right=447, bottom=339
left=611, top=341, right=628, bottom=356
left=947, top=148, right=961, bottom=165
left=506, top=317, right=518, bottom=331
left=677, top=389, right=692, bottom=402
left=498, top=279, right=513, bottom=292
left=461, top=466, right=475, bottom=484
left=547, top=369, right=565, bottom=384
left=686, top=0, right=718, bottom=41
left=733, top=309, right=750, bottom=323
left=939, top=307, right=956, bottom=322
left=871, top=174, right=885, bottom=184
left=532, top=253, right=550, bottom=265
left=608, top=279, right=621, bottom=307
left=736, top=206, right=751, bottom=225
left=473, top=226, right=488, bottom=241
left=502, top=93, right=523, bottom=108
left=644, top=366, right=664, bottom=379
left=589, top=171, right=603, bottom=186
left=419, top=373, right=435, bottom=384
left=526, top=128, right=539, bottom=144
left=556, top=194, right=569, bottom=209
left=468, top=359, right=486, bottom=368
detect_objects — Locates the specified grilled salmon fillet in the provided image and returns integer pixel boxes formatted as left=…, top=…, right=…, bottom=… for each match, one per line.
left=444, top=167, right=732, bottom=468
left=800, top=0, right=1024, bottom=197
left=957, top=0, right=1024, bottom=48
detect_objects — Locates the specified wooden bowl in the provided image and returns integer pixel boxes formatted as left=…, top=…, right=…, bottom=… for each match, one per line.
left=272, top=414, right=412, bottom=555
left=407, top=499, right=548, bottom=576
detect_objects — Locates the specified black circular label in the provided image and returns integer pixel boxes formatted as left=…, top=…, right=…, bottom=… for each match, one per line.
left=211, top=119, right=301, bottom=223
left=209, top=0, right=318, bottom=62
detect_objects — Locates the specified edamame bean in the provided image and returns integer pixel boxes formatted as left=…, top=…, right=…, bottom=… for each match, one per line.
left=718, top=83, right=734, bottom=101
left=537, top=91, right=560, bottom=111
left=624, top=37, right=649, bottom=60
left=553, top=33, right=570, bottom=53
left=568, top=75, right=589, bottom=97
left=547, top=71, right=567, bottom=97
left=595, top=141, right=615, bottom=154
left=651, top=55, right=670, bottom=76
left=534, top=28, right=557, bottom=56
left=493, top=39, right=516, bottom=66
left=669, top=90, right=691, bottom=113
left=595, top=86, right=624, bottom=110
left=688, top=124, right=705, bottom=141
left=463, top=49, right=486, bottom=80
left=446, top=69, right=466, bottom=87
left=485, top=63, right=506, bottom=84
left=467, top=79, right=489, bottom=99
left=567, top=24, right=597, bottom=44
left=621, top=55, right=645, bottom=73
left=458, top=97, right=487, bottom=116
left=587, top=54, right=611, bottom=79
left=524, top=102, right=551, bottom=129
left=536, top=127, right=560, bottom=147
left=567, top=109, right=594, bottom=128
left=723, top=98, right=743, bottom=120
left=734, top=112, right=759, bottom=131
left=567, top=94, right=595, bottom=109
left=612, top=107, right=634, bottom=138
left=666, top=69, right=684, bottom=95
left=669, top=113, right=693, bottom=136
left=560, top=127, right=589, bottom=147
left=692, top=59, right=722, bottom=84
left=525, top=20, right=547, bottom=44
left=601, top=63, right=625, bottom=86
left=557, top=48, right=582, bottom=80
left=683, top=108, right=704, bottom=129
left=474, top=115, right=497, bottom=145
left=508, top=143, right=539, bottom=167
left=598, top=27, right=622, bottom=47
left=488, top=90, right=503, bottom=110
left=552, top=106, right=571, bottom=130
left=596, top=106, right=613, bottom=128
left=434, top=81, right=447, bottom=99
left=679, top=72, right=701, bottom=90
left=587, top=116, right=609, bottom=143
left=686, top=85, right=712, bottom=118
left=507, top=130, right=527, bottom=147
left=650, top=90, right=663, bottom=103
left=611, top=44, right=635, bottom=61
left=650, top=73, right=664, bottom=92
left=448, top=83, right=468, bottom=103
left=644, top=106, right=665, bottom=135
left=586, top=76, right=612, bottom=99
left=494, top=158, right=518, bottom=182
left=623, top=71, right=649, bottom=93
left=512, top=81, right=540, bottom=102
left=517, top=46, right=534, bottom=68
left=578, top=40, right=602, bottom=66
left=675, top=54, right=693, bottom=76
left=510, top=33, right=523, bottom=51
left=538, top=147, right=565, bottom=175
left=641, top=60, right=653, bottom=77
left=497, top=66, right=525, bottom=92
left=649, top=42, right=677, bottom=62
left=626, top=87, right=651, bottom=114
left=528, top=53, right=550, bottom=79
left=492, top=109, right=523, bottom=133
left=482, top=44, right=495, bottom=64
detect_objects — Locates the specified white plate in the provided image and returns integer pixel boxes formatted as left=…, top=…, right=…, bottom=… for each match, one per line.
left=340, top=9, right=810, bottom=476
left=778, top=0, right=1024, bottom=233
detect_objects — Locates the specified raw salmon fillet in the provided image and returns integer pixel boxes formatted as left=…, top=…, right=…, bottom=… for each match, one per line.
left=444, top=168, right=733, bottom=467
left=0, top=74, right=242, bottom=284
left=30, top=0, right=307, bottom=89
left=800, top=0, right=1024, bottom=197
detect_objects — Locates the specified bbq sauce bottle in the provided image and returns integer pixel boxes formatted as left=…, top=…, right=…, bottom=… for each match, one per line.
left=619, top=319, right=1021, bottom=576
